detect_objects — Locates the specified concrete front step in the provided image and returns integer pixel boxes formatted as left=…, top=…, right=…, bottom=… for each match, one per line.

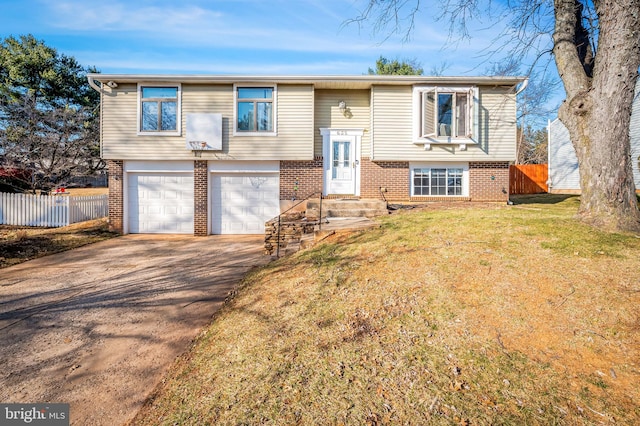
left=323, top=209, right=383, bottom=218
left=306, top=199, right=388, bottom=219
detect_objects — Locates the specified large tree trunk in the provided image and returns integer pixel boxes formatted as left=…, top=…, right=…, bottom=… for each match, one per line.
left=554, top=0, right=640, bottom=232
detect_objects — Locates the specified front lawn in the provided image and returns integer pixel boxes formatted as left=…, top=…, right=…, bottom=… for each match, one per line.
left=133, top=195, right=640, bottom=425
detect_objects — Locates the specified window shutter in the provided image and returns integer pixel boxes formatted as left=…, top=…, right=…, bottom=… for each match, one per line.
left=470, top=87, right=479, bottom=140
left=455, top=93, right=468, bottom=137
left=421, top=89, right=436, bottom=138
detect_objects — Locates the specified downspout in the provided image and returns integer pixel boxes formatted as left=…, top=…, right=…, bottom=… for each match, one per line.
left=370, top=86, right=375, bottom=161
left=87, top=75, right=104, bottom=158
left=510, top=78, right=530, bottom=202
left=514, top=78, right=529, bottom=165
left=547, top=119, right=552, bottom=193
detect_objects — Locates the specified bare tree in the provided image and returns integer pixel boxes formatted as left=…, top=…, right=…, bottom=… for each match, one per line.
left=429, top=61, right=451, bottom=76
left=1, top=93, right=101, bottom=192
left=351, top=0, right=640, bottom=232
left=517, top=125, right=548, bottom=164
left=486, top=59, right=557, bottom=165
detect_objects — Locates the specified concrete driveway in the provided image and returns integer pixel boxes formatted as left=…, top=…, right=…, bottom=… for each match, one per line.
left=0, top=234, right=270, bottom=425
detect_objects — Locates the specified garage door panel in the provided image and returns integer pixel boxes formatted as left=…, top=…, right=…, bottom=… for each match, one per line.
left=212, top=173, right=279, bottom=235
left=128, top=172, right=194, bottom=234
left=246, top=191, right=262, bottom=200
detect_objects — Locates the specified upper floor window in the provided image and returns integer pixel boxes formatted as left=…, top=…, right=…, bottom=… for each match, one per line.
left=414, top=86, right=477, bottom=144
left=235, top=86, right=276, bottom=134
left=138, top=85, right=181, bottom=135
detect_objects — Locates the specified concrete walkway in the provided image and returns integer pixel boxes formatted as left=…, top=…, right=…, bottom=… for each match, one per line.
left=0, top=235, right=270, bottom=425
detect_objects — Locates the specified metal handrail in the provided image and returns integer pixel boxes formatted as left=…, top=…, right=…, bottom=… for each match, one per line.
left=379, top=187, right=388, bottom=208
left=274, top=191, right=323, bottom=257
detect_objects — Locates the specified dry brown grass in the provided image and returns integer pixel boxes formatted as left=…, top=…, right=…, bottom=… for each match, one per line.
left=132, top=195, right=640, bottom=425
left=0, top=187, right=111, bottom=268
left=58, top=187, right=108, bottom=196
left=0, top=218, right=117, bottom=268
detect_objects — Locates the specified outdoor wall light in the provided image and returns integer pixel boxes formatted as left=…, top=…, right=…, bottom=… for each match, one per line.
left=338, top=100, right=347, bottom=113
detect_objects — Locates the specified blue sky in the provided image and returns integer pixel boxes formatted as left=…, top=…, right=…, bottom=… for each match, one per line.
left=1, top=0, right=562, bottom=124
left=1, top=0, right=520, bottom=76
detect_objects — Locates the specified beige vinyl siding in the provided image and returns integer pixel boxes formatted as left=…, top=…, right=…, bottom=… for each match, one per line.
left=480, top=86, right=517, bottom=161
left=247, top=84, right=313, bottom=160
left=101, top=83, right=140, bottom=159
left=370, top=86, right=413, bottom=160
left=314, top=90, right=371, bottom=157
left=101, top=83, right=314, bottom=160
left=371, top=85, right=517, bottom=162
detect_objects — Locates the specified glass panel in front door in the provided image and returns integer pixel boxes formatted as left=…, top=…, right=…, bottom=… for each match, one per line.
left=332, top=141, right=352, bottom=180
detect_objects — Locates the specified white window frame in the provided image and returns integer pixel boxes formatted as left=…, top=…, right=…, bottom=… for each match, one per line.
left=412, top=86, right=479, bottom=150
left=137, top=83, right=182, bottom=136
left=233, top=84, right=278, bottom=137
left=410, top=163, right=469, bottom=197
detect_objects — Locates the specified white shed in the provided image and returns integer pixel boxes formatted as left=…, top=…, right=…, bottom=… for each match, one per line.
left=548, top=80, right=640, bottom=193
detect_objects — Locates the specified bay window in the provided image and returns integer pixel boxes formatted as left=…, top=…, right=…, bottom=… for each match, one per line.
left=414, top=86, right=477, bottom=145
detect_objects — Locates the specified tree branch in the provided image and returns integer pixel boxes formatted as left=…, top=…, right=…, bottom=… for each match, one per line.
left=553, top=0, right=592, bottom=98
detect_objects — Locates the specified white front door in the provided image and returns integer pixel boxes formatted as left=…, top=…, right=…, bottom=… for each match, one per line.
left=321, top=129, right=362, bottom=196
left=329, top=140, right=355, bottom=194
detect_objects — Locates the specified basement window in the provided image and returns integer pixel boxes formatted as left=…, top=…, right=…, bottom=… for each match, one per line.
left=411, top=164, right=469, bottom=196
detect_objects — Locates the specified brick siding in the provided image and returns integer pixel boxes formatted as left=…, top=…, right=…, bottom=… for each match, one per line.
left=469, top=161, right=510, bottom=201
left=279, top=159, right=323, bottom=201
left=109, top=159, right=509, bottom=237
left=360, top=159, right=409, bottom=200
left=278, top=159, right=509, bottom=202
left=107, top=160, right=124, bottom=233
left=194, top=160, right=208, bottom=236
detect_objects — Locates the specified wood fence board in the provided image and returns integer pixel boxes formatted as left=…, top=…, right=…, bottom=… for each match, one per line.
left=510, top=164, right=549, bottom=194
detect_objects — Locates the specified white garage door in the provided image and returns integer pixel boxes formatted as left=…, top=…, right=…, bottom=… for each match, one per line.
left=128, top=173, right=194, bottom=234
left=211, top=173, right=279, bottom=234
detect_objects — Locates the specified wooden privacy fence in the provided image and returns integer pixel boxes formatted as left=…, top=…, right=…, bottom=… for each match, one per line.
left=509, top=164, right=549, bottom=194
left=0, top=193, right=108, bottom=227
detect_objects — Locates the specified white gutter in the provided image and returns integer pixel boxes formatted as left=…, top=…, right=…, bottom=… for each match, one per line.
left=515, top=78, right=529, bottom=96
left=87, top=75, right=102, bottom=93
left=86, top=73, right=528, bottom=87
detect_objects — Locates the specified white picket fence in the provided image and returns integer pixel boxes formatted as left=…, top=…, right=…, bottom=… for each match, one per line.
left=0, top=192, right=108, bottom=227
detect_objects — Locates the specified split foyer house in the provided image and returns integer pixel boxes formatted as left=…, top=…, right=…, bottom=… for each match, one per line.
left=87, top=74, right=526, bottom=235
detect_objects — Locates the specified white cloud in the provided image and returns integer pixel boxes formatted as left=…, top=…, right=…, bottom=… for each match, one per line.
left=33, top=0, right=523, bottom=77
left=46, top=1, right=224, bottom=32
left=76, top=49, right=373, bottom=75
left=42, top=0, right=448, bottom=55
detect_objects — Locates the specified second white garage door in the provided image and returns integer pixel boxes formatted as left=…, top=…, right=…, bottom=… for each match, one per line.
left=128, top=173, right=194, bottom=234
left=211, top=173, right=279, bottom=234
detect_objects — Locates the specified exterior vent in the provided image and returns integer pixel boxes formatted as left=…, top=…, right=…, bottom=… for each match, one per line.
left=186, top=113, right=222, bottom=150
